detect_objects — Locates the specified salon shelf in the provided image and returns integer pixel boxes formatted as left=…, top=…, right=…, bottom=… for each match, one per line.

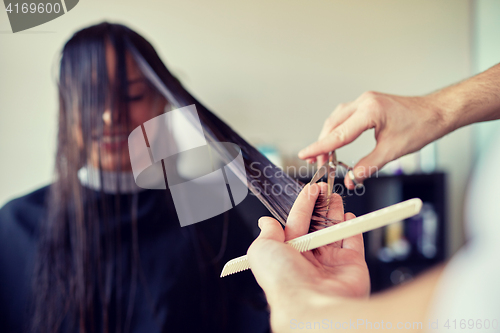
left=299, top=172, right=447, bottom=293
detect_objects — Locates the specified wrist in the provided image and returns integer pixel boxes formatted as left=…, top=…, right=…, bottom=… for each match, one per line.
left=425, top=64, right=500, bottom=131
left=421, top=92, right=458, bottom=136
left=268, top=282, right=345, bottom=332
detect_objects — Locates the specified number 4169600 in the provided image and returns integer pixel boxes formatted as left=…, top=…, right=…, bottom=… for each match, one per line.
left=5, top=2, right=62, bottom=14
left=444, top=319, right=498, bottom=330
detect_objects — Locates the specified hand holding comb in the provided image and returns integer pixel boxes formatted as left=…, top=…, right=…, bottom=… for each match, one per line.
left=220, top=198, right=423, bottom=278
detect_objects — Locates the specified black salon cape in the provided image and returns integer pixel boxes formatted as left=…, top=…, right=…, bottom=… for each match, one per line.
left=0, top=186, right=271, bottom=333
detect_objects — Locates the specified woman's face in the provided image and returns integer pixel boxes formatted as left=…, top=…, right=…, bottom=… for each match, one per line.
left=85, top=43, right=167, bottom=172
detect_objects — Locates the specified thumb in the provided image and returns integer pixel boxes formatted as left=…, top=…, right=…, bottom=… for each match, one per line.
left=256, top=217, right=285, bottom=242
left=247, top=217, right=287, bottom=290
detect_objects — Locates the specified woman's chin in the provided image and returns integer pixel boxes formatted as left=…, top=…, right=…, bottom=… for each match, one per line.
left=93, top=156, right=133, bottom=172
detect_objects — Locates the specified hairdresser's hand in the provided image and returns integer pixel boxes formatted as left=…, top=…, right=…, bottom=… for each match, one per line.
left=247, top=183, right=369, bottom=329
left=298, top=92, right=450, bottom=188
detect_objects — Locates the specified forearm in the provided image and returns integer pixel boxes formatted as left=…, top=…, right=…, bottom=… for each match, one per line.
left=428, top=63, right=500, bottom=133
left=271, top=293, right=427, bottom=332
left=270, top=265, right=444, bottom=332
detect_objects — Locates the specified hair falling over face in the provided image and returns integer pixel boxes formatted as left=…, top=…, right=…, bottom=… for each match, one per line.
left=31, top=22, right=336, bottom=333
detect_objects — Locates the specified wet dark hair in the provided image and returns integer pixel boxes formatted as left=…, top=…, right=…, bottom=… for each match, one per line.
left=31, top=22, right=329, bottom=333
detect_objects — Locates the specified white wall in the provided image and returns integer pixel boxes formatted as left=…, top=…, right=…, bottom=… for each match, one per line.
left=472, top=0, right=500, bottom=157
left=0, top=0, right=473, bottom=254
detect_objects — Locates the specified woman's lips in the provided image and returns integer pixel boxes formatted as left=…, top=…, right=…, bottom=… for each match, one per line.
left=100, top=135, right=128, bottom=151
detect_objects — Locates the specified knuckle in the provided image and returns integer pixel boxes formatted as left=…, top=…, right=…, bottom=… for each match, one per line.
left=364, top=96, right=383, bottom=112
left=332, top=126, right=348, bottom=144
left=363, top=110, right=376, bottom=129
left=336, top=102, right=347, bottom=111
left=324, top=116, right=335, bottom=128
left=360, top=98, right=384, bottom=127
left=360, top=90, right=378, bottom=100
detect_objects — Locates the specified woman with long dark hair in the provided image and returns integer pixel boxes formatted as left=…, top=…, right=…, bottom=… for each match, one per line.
left=0, top=22, right=286, bottom=333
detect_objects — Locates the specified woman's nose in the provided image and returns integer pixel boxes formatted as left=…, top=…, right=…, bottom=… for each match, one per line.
left=102, top=109, right=112, bottom=125
left=102, top=108, right=121, bottom=126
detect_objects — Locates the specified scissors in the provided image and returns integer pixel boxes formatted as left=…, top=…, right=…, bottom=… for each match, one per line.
left=309, top=151, right=357, bottom=194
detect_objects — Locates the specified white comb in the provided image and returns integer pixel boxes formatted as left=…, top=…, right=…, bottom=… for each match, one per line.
left=220, top=198, right=423, bottom=278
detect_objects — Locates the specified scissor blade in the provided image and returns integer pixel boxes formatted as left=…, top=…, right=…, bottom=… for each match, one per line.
left=327, top=152, right=335, bottom=195
left=310, top=162, right=328, bottom=184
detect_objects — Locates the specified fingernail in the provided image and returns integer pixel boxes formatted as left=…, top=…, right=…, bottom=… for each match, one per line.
left=258, top=218, right=263, bottom=229
left=347, top=170, right=357, bottom=185
left=349, top=169, right=364, bottom=186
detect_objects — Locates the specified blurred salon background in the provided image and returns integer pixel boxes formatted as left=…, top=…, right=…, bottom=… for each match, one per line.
left=1, top=0, right=499, bottom=291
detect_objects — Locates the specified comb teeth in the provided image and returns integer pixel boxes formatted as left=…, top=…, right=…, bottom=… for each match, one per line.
left=288, top=238, right=311, bottom=252
left=220, top=238, right=312, bottom=277
left=220, top=255, right=251, bottom=277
